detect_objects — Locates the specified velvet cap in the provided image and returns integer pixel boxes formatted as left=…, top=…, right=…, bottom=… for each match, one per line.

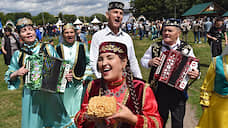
left=108, top=1, right=124, bottom=11
left=99, top=42, right=127, bottom=57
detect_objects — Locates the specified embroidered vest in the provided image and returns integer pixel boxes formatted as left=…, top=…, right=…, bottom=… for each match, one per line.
left=55, top=43, right=86, bottom=80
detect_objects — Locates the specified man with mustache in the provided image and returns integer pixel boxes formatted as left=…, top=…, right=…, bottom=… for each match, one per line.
left=90, top=1, right=142, bottom=79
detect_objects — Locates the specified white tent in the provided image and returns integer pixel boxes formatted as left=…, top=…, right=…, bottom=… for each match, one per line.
left=91, top=16, right=101, bottom=24
left=73, top=18, right=83, bottom=25
left=56, top=18, right=64, bottom=26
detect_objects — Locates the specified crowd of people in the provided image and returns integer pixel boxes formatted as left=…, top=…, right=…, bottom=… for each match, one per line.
left=0, top=1, right=228, bottom=128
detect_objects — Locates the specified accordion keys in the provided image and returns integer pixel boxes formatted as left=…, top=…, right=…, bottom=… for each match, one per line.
left=154, top=50, right=199, bottom=91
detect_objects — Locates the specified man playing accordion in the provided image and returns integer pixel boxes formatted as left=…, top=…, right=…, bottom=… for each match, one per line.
left=141, top=19, right=200, bottom=128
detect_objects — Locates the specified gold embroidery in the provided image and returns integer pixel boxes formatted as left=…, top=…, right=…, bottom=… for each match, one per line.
left=142, top=83, right=150, bottom=110
left=143, top=115, right=148, bottom=128
left=45, top=44, right=51, bottom=56
left=100, top=44, right=124, bottom=53
left=72, top=42, right=85, bottom=80
left=60, top=43, right=65, bottom=59
left=74, top=112, right=81, bottom=126
left=149, top=116, right=160, bottom=128
left=87, top=81, right=93, bottom=94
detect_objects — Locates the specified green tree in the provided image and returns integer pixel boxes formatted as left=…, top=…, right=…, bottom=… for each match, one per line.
left=63, top=14, right=76, bottom=23
left=130, top=0, right=228, bottom=20
left=5, top=12, right=32, bottom=24
left=0, top=12, right=5, bottom=25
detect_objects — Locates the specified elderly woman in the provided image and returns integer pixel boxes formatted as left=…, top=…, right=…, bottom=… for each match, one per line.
left=55, top=23, right=93, bottom=123
left=4, top=18, right=74, bottom=128
left=75, top=42, right=163, bottom=128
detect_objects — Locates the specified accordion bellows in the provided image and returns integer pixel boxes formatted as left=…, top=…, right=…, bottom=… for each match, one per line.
left=87, top=96, right=117, bottom=117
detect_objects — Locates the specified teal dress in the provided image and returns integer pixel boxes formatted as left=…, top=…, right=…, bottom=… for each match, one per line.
left=55, top=41, right=93, bottom=123
left=5, top=40, right=76, bottom=128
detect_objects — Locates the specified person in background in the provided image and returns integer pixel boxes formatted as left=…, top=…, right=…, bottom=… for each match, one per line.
left=207, top=17, right=228, bottom=57
left=203, top=17, right=212, bottom=43
left=55, top=23, right=93, bottom=124
left=192, top=19, right=202, bottom=44
left=75, top=42, right=163, bottom=128
left=80, top=26, right=88, bottom=46
left=181, top=19, right=190, bottom=43
left=89, top=1, right=142, bottom=79
left=141, top=19, right=199, bottom=128
left=196, top=46, right=228, bottom=128
left=1, top=26, right=21, bottom=65
left=34, top=26, right=41, bottom=41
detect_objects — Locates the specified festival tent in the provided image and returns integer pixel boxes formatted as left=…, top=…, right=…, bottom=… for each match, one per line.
left=91, top=16, right=101, bottom=24
left=56, top=18, right=64, bottom=26
left=73, top=18, right=83, bottom=25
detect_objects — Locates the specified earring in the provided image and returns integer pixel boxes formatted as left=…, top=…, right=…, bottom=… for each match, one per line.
left=122, top=68, right=127, bottom=78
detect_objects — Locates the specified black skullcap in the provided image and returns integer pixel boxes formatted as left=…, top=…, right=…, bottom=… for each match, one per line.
left=163, top=19, right=181, bottom=29
left=108, top=1, right=124, bottom=11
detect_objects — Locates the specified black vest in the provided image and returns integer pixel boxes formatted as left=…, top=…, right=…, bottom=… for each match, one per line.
left=55, top=43, right=86, bottom=80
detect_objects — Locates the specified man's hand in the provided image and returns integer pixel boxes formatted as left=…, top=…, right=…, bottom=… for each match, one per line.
left=148, top=57, right=161, bottom=67
left=188, top=68, right=199, bottom=79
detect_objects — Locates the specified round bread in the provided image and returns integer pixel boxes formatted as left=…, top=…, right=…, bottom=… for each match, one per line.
left=87, top=96, right=117, bottom=117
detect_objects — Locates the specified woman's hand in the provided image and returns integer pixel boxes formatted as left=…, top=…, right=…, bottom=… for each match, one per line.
left=148, top=57, right=161, bottom=67
left=107, top=103, right=137, bottom=126
left=65, top=70, right=73, bottom=82
left=10, top=65, right=29, bottom=80
left=188, top=68, right=199, bottom=79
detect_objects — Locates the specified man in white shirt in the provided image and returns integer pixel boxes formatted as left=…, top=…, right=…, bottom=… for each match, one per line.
left=141, top=19, right=199, bottom=128
left=90, top=1, right=142, bottom=79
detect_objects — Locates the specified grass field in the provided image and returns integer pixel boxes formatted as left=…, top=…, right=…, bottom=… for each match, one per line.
left=0, top=31, right=223, bottom=127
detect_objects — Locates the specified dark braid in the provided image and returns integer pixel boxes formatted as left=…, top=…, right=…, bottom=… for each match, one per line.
left=100, top=78, right=107, bottom=96
left=125, top=62, right=140, bottom=114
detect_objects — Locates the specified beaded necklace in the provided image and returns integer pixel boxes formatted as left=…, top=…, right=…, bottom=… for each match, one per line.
left=100, top=77, right=127, bottom=97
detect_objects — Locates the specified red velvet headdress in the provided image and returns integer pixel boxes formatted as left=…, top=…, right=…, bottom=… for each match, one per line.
left=99, top=42, right=127, bottom=57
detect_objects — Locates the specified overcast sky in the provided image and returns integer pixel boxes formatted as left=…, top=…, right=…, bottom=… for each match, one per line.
left=0, top=0, right=130, bottom=16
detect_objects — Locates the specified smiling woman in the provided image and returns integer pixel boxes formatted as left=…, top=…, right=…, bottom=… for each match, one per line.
left=75, top=42, right=163, bottom=128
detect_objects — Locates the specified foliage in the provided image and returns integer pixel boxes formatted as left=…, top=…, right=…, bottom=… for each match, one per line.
left=0, top=12, right=107, bottom=26
left=130, top=0, right=228, bottom=20
left=63, top=14, right=77, bottom=24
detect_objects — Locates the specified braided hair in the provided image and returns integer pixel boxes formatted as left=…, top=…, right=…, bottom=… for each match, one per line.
left=125, top=61, right=140, bottom=114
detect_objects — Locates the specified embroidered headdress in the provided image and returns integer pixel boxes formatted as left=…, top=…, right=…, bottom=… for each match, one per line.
left=63, top=23, right=75, bottom=31
left=108, top=1, right=124, bottom=11
left=16, top=17, right=33, bottom=32
left=99, top=42, right=127, bottom=57
left=163, top=19, right=181, bottom=29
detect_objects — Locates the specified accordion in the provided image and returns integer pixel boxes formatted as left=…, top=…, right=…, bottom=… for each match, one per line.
left=25, top=54, right=71, bottom=93
left=154, top=49, right=199, bottom=91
